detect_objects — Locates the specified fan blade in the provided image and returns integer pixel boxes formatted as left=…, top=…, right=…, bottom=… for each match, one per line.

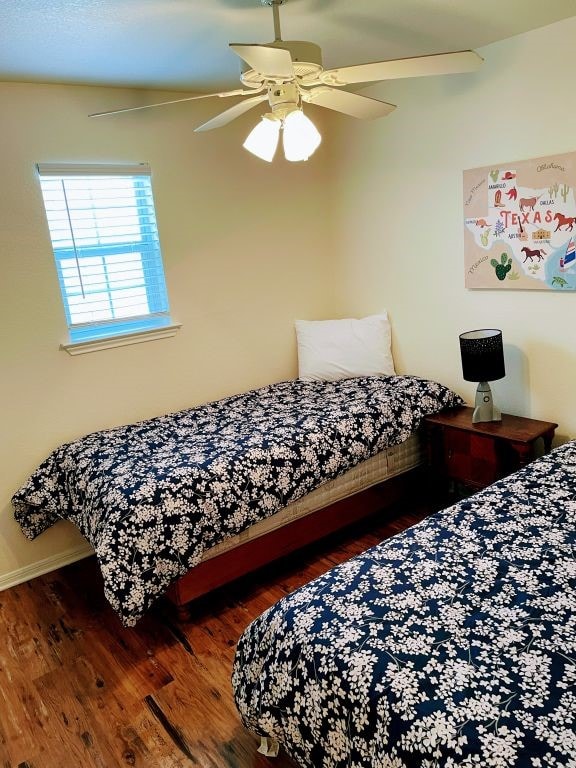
left=304, top=87, right=396, bottom=120
left=320, top=50, right=483, bottom=86
left=230, top=43, right=294, bottom=79
left=194, top=94, right=268, bottom=132
left=89, top=89, right=260, bottom=117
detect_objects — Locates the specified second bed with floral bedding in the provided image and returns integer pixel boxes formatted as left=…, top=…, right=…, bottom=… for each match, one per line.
left=12, top=374, right=461, bottom=626
left=232, top=441, right=576, bottom=767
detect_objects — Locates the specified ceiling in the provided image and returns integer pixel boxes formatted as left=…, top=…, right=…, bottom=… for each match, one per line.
left=1, top=0, right=575, bottom=93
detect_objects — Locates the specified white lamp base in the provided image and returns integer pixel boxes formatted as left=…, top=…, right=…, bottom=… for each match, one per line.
left=472, top=381, right=501, bottom=423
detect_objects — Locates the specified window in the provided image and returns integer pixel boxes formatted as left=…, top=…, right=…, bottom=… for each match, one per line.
left=37, top=163, right=178, bottom=352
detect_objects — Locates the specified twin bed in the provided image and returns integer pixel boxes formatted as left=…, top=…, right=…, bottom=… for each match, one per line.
left=12, top=373, right=461, bottom=626
left=232, top=440, right=576, bottom=767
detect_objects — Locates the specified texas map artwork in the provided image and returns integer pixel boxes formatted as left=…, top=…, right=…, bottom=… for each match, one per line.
left=464, top=151, right=576, bottom=290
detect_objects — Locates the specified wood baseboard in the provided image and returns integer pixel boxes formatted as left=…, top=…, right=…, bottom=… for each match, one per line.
left=0, top=543, right=93, bottom=593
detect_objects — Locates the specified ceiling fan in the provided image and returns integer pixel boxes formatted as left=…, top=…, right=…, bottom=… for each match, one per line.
left=90, top=0, right=483, bottom=161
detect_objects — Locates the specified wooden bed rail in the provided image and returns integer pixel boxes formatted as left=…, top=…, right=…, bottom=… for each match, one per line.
left=166, top=467, right=423, bottom=620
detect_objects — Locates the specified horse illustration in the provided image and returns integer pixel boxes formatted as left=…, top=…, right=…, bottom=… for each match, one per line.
left=521, top=246, right=546, bottom=263
left=519, top=196, right=541, bottom=211
left=554, top=212, right=576, bottom=231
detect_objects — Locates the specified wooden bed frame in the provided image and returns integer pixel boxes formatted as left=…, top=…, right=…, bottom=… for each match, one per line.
left=165, top=466, right=422, bottom=620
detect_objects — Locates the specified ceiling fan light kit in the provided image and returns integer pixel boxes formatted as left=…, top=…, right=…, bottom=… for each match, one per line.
left=89, top=0, right=483, bottom=164
left=243, top=107, right=321, bottom=163
left=242, top=79, right=322, bottom=162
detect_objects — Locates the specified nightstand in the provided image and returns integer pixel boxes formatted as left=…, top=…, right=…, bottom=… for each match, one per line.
left=423, top=406, right=557, bottom=499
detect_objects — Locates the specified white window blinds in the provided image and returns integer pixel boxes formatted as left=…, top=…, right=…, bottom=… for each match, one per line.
left=37, top=163, right=172, bottom=344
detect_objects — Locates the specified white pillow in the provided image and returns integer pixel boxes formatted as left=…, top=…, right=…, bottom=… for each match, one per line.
left=295, top=312, right=395, bottom=382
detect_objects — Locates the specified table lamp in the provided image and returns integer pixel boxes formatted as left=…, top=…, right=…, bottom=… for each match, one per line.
left=459, top=329, right=505, bottom=423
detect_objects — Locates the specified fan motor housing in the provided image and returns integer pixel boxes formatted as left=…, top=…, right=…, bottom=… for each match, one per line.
left=240, top=40, right=323, bottom=86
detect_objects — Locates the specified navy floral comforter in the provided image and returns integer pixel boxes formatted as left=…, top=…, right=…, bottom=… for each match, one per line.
left=233, top=441, right=576, bottom=767
left=12, top=375, right=461, bottom=626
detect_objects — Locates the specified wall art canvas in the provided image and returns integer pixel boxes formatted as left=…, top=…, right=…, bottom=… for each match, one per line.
left=464, top=151, right=576, bottom=290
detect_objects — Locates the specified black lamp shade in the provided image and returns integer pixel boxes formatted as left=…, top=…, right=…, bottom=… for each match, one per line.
left=459, top=329, right=505, bottom=382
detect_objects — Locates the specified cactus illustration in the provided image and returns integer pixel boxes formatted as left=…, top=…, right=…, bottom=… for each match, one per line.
left=480, top=228, right=491, bottom=247
left=490, top=252, right=512, bottom=280
left=549, top=182, right=559, bottom=198
left=489, top=169, right=500, bottom=183
left=560, top=183, right=569, bottom=203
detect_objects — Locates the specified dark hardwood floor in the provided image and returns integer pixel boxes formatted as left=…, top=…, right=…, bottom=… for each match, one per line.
left=0, top=500, right=432, bottom=768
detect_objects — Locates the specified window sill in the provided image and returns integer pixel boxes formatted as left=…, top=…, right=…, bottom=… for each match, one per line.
left=60, top=323, right=182, bottom=355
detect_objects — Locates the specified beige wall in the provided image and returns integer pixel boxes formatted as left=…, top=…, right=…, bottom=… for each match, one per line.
left=333, top=16, right=576, bottom=443
left=0, top=82, right=338, bottom=583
